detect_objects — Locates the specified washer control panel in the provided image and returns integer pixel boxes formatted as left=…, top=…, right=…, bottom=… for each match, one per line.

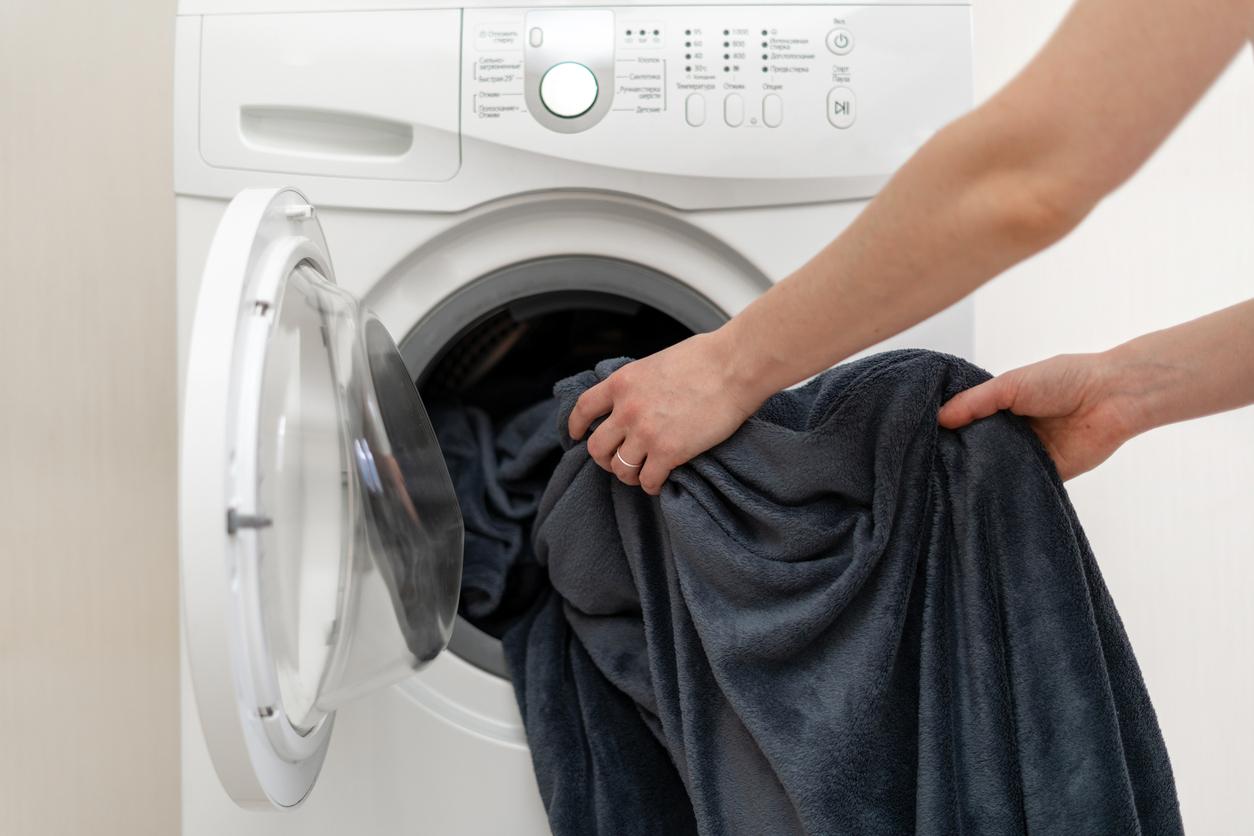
left=523, top=9, right=616, bottom=132
left=465, top=4, right=972, bottom=184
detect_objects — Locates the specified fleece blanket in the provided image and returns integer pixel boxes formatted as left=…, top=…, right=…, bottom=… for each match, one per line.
left=495, top=350, right=1182, bottom=836
left=427, top=397, right=561, bottom=634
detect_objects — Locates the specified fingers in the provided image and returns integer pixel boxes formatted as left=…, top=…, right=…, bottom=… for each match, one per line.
left=570, top=363, right=680, bottom=494
left=610, top=438, right=646, bottom=487
left=568, top=379, right=614, bottom=440
left=637, top=453, right=674, bottom=497
left=937, top=375, right=1017, bottom=429
left=584, top=416, right=626, bottom=473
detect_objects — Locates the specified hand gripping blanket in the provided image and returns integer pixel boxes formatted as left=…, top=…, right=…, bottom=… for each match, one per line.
left=502, top=350, right=1182, bottom=836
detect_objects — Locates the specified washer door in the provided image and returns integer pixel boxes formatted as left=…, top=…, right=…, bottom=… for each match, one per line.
left=181, top=188, right=463, bottom=809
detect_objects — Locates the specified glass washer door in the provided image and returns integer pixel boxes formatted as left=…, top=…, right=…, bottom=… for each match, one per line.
left=181, top=188, right=463, bottom=809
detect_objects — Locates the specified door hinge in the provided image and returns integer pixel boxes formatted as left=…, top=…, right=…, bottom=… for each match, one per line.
left=226, top=507, right=273, bottom=535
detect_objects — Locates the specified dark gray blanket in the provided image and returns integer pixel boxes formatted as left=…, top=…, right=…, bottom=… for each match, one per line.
left=431, top=392, right=698, bottom=831
left=427, top=397, right=561, bottom=631
left=500, top=350, right=1181, bottom=836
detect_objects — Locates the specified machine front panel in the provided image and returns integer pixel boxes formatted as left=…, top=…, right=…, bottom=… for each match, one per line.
left=177, top=4, right=972, bottom=211
left=465, top=5, right=971, bottom=182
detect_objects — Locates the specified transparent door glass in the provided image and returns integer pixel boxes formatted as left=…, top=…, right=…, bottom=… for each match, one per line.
left=254, top=262, right=462, bottom=733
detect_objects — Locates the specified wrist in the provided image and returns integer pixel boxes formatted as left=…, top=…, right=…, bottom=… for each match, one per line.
left=1096, top=339, right=1185, bottom=440
left=708, top=319, right=788, bottom=411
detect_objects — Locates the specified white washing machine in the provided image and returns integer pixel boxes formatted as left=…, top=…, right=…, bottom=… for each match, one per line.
left=175, top=1, right=974, bottom=832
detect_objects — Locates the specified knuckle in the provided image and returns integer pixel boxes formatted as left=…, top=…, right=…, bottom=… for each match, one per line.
left=586, top=434, right=607, bottom=459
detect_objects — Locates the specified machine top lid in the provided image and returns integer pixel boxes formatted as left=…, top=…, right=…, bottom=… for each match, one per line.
left=178, top=0, right=967, bottom=14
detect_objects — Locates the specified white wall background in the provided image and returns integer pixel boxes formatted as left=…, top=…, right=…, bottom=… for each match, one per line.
left=0, top=1, right=179, bottom=834
left=972, top=9, right=1254, bottom=832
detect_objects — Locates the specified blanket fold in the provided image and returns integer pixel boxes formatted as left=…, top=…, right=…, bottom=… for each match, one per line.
left=501, top=350, right=1180, bottom=836
left=427, top=396, right=561, bottom=633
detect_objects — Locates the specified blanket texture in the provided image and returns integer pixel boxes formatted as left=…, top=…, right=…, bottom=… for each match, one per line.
left=427, top=397, right=561, bottom=634
left=450, top=350, right=1182, bottom=835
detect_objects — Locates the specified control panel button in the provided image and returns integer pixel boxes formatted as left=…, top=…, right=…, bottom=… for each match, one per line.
left=825, top=27, right=854, bottom=55
left=476, top=24, right=523, bottom=52
left=724, top=93, right=744, bottom=127
left=529, top=27, right=543, bottom=48
left=827, top=86, right=856, bottom=128
left=762, top=94, right=783, bottom=128
left=539, top=62, right=598, bottom=119
left=685, top=93, right=706, bottom=127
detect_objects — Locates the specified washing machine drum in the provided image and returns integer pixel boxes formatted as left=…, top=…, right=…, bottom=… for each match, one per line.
left=180, top=188, right=463, bottom=810
left=401, top=257, right=727, bottom=675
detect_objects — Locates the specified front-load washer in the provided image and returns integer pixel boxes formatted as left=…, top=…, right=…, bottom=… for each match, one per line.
left=175, top=2, right=975, bottom=832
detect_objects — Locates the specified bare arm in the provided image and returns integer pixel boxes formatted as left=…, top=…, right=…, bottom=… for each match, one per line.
left=938, top=299, right=1254, bottom=480
left=721, top=0, right=1254, bottom=400
left=571, top=0, right=1254, bottom=494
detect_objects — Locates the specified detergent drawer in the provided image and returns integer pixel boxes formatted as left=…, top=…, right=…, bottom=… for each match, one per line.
left=198, top=11, right=461, bottom=182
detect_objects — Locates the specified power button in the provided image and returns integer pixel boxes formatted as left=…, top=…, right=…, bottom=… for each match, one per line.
left=825, top=28, right=853, bottom=56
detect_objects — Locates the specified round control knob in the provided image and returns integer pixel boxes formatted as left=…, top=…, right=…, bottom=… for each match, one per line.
left=539, top=62, right=598, bottom=119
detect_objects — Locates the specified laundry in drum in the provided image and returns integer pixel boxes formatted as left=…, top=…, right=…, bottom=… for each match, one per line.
left=420, top=295, right=693, bottom=637
left=420, top=303, right=1181, bottom=836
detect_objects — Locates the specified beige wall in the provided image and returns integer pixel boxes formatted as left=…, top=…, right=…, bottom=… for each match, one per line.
left=0, top=2, right=179, bottom=834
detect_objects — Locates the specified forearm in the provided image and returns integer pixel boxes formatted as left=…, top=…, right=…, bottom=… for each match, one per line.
left=719, top=101, right=1081, bottom=400
left=1105, top=299, right=1254, bottom=438
left=713, top=0, right=1253, bottom=404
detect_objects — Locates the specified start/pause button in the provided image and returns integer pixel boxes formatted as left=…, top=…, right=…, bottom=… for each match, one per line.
left=827, top=86, right=856, bottom=129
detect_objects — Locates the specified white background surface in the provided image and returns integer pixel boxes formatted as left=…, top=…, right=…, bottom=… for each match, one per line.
left=972, top=9, right=1254, bottom=831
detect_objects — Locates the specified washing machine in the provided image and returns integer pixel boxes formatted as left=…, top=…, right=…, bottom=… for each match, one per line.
left=175, top=1, right=975, bottom=832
